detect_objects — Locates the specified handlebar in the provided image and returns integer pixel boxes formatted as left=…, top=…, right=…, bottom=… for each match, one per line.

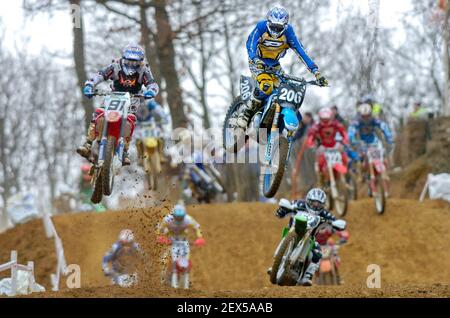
left=262, top=69, right=323, bottom=87
left=93, top=89, right=152, bottom=99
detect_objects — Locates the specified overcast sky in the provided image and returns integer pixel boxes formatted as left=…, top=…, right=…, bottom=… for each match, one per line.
left=1, top=0, right=412, bottom=55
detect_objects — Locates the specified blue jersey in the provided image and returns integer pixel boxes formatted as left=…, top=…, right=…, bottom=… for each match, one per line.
left=136, top=99, right=168, bottom=123
left=348, top=117, right=393, bottom=145
left=102, top=241, right=141, bottom=274
left=247, top=21, right=318, bottom=72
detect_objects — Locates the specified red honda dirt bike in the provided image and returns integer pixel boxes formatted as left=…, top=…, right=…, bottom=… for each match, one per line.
left=318, top=146, right=349, bottom=217
left=160, top=238, right=203, bottom=289
left=362, top=140, right=389, bottom=214
left=88, top=91, right=149, bottom=204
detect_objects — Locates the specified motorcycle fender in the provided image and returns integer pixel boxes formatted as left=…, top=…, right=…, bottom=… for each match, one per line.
left=281, top=108, right=299, bottom=131
left=333, top=163, right=348, bottom=175
left=144, top=137, right=158, bottom=149
left=320, top=259, right=332, bottom=273
left=374, top=161, right=385, bottom=174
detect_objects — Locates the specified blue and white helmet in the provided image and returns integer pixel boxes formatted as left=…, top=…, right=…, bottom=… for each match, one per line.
left=305, top=188, right=327, bottom=214
left=266, top=5, right=289, bottom=38
left=172, top=204, right=187, bottom=222
left=122, top=44, right=145, bottom=76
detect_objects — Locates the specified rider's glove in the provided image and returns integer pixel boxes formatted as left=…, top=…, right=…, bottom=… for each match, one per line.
left=144, top=90, right=156, bottom=99
left=83, top=84, right=94, bottom=99
left=276, top=207, right=290, bottom=218
left=314, top=72, right=329, bottom=87
left=157, top=235, right=171, bottom=245
left=194, top=237, right=205, bottom=247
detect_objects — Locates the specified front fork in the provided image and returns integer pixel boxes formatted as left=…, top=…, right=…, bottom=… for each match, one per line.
left=368, top=163, right=390, bottom=195
left=328, top=163, right=339, bottom=199
left=264, top=104, right=293, bottom=164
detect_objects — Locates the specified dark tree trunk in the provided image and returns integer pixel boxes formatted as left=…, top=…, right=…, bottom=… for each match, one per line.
left=69, top=0, right=94, bottom=130
left=154, top=0, right=187, bottom=128
left=139, top=0, right=164, bottom=105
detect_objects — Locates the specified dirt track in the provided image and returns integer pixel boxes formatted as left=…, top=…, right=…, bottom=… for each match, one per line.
left=1, top=199, right=450, bottom=298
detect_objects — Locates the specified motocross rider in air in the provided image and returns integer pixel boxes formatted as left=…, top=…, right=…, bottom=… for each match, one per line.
left=77, top=44, right=160, bottom=166
left=234, top=5, right=328, bottom=129
left=274, top=188, right=347, bottom=286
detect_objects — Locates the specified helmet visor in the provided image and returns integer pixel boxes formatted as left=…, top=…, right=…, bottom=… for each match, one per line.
left=268, top=23, right=286, bottom=36
left=123, top=59, right=141, bottom=69
left=307, top=199, right=324, bottom=212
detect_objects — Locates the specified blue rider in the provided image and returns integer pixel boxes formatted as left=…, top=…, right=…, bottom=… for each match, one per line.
left=236, top=5, right=328, bottom=128
left=348, top=103, right=393, bottom=149
left=348, top=103, right=393, bottom=180
left=102, top=229, right=143, bottom=285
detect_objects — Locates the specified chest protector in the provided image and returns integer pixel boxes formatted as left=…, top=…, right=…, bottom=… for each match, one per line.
left=111, top=60, right=146, bottom=94
left=257, top=32, right=290, bottom=60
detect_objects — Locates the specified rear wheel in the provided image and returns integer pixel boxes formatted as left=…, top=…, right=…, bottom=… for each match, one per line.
left=347, top=172, right=358, bottom=201
left=102, top=136, right=116, bottom=196
left=261, top=136, right=289, bottom=198
left=270, top=231, right=297, bottom=286
left=223, top=96, right=247, bottom=154
left=374, top=175, right=386, bottom=214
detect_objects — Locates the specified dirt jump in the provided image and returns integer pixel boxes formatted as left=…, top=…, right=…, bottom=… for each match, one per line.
left=1, top=197, right=449, bottom=298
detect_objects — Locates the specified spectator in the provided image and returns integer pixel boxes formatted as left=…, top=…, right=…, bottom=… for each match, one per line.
left=410, top=101, right=427, bottom=119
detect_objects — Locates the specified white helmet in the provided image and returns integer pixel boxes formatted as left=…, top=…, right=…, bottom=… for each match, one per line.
left=358, top=103, right=372, bottom=118
left=118, top=229, right=134, bottom=244
left=305, top=188, right=327, bottom=213
left=266, top=5, right=289, bottom=38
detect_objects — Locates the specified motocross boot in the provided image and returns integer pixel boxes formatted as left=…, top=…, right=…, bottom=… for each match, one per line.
left=236, top=95, right=262, bottom=129
left=122, top=139, right=131, bottom=166
left=77, top=122, right=96, bottom=160
left=298, top=262, right=319, bottom=286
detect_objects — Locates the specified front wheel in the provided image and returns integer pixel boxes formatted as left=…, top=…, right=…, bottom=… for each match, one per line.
left=147, top=148, right=161, bottom=191
left=374, top=175, right=386, bottom=214
left=270, top=231, right=297, bottom=286
left=261, top=135, right=289, bottom=198
left=333, top=175, right=349, bottom=217
left=90, top=171, right=103, bottom=204
left=102, top=136, right=116, bottom=196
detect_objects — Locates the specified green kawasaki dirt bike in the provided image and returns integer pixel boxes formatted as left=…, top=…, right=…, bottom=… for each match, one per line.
left=270, top=199, right=346, bottom=286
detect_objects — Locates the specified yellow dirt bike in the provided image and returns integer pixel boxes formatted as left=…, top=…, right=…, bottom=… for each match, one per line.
left=136, top=120, right=163, bottom=190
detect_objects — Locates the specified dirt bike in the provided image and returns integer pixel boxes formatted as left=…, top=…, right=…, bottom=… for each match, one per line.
left=88, top=91, right=147, bottom=204
left=363, top=140, right=389, bottom=214
left=136, top=119, right=163, bottom=190
left=320, top=146, right=349, bottom=217
left=185, top=163, right=227, bottom=204
left=223, top=69, right=322, bottom=198
left=316, top=241, right=341, bottom=285
left=269, top=199, right=346, bottom=286
left=161, top=239, right=200, bottom=289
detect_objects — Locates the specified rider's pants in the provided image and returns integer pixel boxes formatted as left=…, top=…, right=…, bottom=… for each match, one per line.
left=248, top=60, right=282, bottom=102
